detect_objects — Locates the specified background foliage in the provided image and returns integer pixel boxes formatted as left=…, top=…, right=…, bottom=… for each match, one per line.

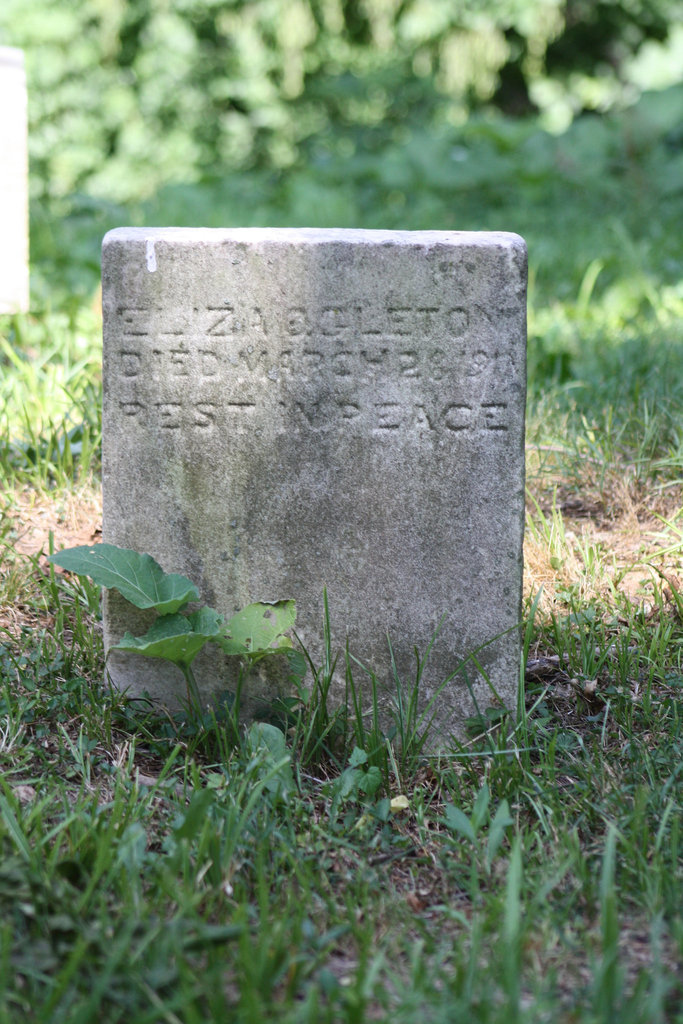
left=2, top=0, right=682, bottom=204
left=0, top=0, right=682, bottom=317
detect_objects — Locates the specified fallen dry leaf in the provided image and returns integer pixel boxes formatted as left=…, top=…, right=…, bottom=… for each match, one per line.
left=405, top=892, right=428, bottom=912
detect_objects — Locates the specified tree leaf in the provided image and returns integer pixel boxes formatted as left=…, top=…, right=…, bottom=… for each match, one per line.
left=219, top=600, right=296, bottom=661
left=113, top=610, right=223, bottom=667
left=48, top=544, right=199, bottom=614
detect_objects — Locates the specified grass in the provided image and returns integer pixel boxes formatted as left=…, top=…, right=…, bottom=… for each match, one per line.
left=0, top=308, right=101, bottom=487
left=0, top=85, right=682, bottom=1020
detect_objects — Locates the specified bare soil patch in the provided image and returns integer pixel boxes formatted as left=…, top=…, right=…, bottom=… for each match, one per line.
left=6, top=486, right=102, bottom=560
left=0, top=486, right=101, bottom=635
left=525, top=478, right=683, bottom=614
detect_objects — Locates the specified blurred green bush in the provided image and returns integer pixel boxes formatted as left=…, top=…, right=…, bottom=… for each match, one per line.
left=1, top=0, right=681, bottom=205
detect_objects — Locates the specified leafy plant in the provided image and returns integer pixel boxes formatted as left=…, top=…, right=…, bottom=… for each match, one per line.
left=327, top=746, right=383, bottom=819
left=50, top=544, right=200, bottom=614
left=244, top=721, right=295, bottom=801
left=47, top=543, right=298, bottom=715
left=442, top=783, right=515, bottom=879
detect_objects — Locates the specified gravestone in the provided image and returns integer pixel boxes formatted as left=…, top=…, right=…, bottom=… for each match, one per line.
left=0, top=47, right=29, bottom=314
left=102, top=228, right=526, bottom=741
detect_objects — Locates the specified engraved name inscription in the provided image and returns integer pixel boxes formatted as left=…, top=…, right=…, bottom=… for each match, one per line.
left=112, top=300, right=521, bottom=437
left=116, top=303, right=478, bottom=339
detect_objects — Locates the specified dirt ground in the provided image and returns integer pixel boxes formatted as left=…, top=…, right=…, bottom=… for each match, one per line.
left=3, top=473, right=683, bottom=628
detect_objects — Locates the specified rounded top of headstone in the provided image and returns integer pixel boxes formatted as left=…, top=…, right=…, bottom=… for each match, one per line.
left=103, top=227, right=527, bottom=255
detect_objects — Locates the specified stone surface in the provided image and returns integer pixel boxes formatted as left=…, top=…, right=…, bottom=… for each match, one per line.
left=0, top=47, right=29, bottom=314
left=102, top=228, right=526, bottom=741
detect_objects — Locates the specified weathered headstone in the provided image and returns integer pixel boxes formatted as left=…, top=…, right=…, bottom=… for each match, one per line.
left=0, top=47, right=29, bottom=314
left=102, top=228, right=526, bottom=741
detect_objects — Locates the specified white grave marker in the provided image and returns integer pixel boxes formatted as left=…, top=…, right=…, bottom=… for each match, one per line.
left=0, top=47, right=29, bottom=314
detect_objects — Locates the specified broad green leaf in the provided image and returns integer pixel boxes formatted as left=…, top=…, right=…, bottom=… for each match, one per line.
left=486, top=799, right=514, bottom=866
left=219, top=600, right=296, bottom=661
left=245, top=723, right=294, bottom=799
left=331, top=752, right=381, bottom=805
left=443, top=804, right=477, bottom=843
left=471, top=783, right=490, bottom=832
left=187, top=606, right=225, bottom=635
left=247, top=722, right=287, bottom=761
left=173, top=789, right=215, bottom=841
left=348, top=747, right=369, bottom=769
left=285, top=647, right=308, bottom=682
left=357, top=765, right=382, bottom=797
left=113, top=609, right=223, bottom=667
left=47, top=544, right=199, bottom=614
left=330, top=767, right=357, bottom=803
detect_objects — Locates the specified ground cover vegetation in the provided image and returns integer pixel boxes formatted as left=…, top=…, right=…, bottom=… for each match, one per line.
left=0, top=0, right=682, bottom=1019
